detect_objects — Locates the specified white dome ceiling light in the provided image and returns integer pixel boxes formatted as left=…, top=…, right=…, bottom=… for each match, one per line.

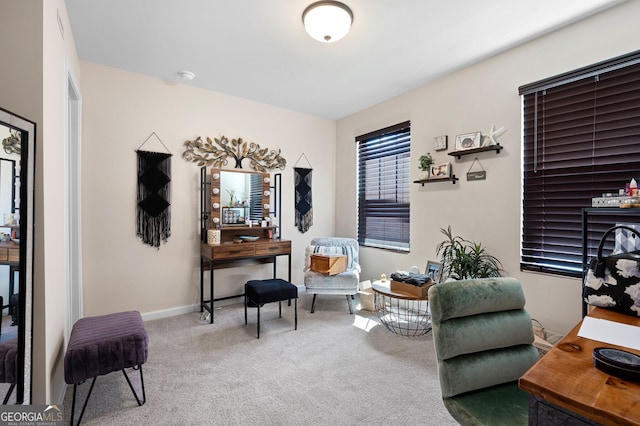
left=302, top=1, right=353, bottom=43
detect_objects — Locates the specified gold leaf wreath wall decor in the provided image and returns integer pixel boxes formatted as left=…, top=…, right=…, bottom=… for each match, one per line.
left=182, top=135, right=286, bottom=172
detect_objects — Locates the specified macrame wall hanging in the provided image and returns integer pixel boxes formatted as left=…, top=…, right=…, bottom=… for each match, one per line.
left=136, top=132, right=172, bottom=248
left=294, top=153, right=313, bottom=233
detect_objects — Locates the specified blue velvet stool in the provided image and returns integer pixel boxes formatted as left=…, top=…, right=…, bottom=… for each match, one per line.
left=244, top=279, right=298, bottom=339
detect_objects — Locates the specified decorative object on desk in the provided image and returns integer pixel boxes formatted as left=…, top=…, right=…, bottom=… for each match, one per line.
left=455, top=131, right=482, bottom=151
left=481, top=124, right=506, bottom=147
left=182, top=135, right=286, bottom=171
left=239, top=236, right=259, bottom=242
left=429, top=162, right=451, bottom=179
left=418, top=153, right=433, bottom=180
left=207, top=229, right=221, bottom=245
left=425, top=260, right=442, bottom=283
left=433, top=135, right=448, bottom=151
left=222, top=207, right=248, bottom=225
left=466, top=157, right=486, bottom=181
left=135, top=133, right=172, bottom=248
left=593, top=347, right=640, bottom=382
left=436, top=225, right=503, bottom=281
left=583, top=225, right=640, bottom=317
left=225, top=189, right=236, bottom=206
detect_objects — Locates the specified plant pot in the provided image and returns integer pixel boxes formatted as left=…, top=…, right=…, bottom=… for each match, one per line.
left=419, top=169, right=430, bottom=180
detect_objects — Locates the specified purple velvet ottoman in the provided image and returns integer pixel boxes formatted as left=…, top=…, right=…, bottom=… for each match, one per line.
left=0, top=338, right=18, bottom=404
left=64, top=311, right=148, bottom=425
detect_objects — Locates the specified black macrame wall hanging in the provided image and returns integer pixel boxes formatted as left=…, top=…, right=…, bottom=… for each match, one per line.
left=294, top=153, right=313, bottom=233
left=136, top=133, right=172, bottom=248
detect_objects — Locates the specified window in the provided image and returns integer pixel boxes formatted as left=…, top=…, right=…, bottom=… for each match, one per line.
left=520, top=51, right=640, bottom=277
left=356, top=121, right=411, bottom=251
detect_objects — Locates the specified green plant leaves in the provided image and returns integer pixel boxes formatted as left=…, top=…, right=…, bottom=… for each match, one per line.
left=435, top=225, right=503, bottom=280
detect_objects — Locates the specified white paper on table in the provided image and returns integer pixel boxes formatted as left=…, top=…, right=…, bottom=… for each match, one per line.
left=577, top=316, right=640, bottom=351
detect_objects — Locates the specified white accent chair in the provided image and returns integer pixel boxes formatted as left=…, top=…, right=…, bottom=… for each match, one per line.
left=304, top=237, right=360, bottom=314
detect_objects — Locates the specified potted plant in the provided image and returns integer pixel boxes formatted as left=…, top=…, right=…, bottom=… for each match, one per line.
left=418, top=153, right=434, bottom=180
left=435, top=225, right=503, bottom=281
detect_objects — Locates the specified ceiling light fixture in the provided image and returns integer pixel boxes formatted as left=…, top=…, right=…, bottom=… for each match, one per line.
left=302, top=1, right=353, bottom=43
left=178, top=70, right=195, bottom=81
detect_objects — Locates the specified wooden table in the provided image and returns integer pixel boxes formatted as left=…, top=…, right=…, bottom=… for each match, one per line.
left=519, top=307, right=640, bottom=425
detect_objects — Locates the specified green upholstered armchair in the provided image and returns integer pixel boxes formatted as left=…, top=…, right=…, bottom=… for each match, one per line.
left=428, top=277, right=539, bottom=426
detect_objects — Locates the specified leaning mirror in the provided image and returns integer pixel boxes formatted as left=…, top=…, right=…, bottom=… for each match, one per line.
left=0, top=107, right=35, bottom=404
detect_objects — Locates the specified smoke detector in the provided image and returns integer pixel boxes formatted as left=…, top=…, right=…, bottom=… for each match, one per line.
left=178, top=70, right=195, bottom=81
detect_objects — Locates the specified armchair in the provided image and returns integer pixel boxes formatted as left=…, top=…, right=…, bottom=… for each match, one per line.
left=304, top=237, right=360, bottom=314
left=428, top=277, right=539, bottom=425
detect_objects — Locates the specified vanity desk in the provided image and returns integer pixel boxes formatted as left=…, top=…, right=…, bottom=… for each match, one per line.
left=200, top=232, right=291, bottom=324
left=199, top=167, right=289, bottom=324
left=0, top=240, right=20, bottom=314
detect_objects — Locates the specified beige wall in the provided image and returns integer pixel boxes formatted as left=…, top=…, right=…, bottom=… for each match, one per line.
left=80, top=62, right=336, bottom=318
left=42, top=0, right=83, bottom=404
left=0, top=0, right=81, bottom=404
left=336, top=1, right=640, bottom=334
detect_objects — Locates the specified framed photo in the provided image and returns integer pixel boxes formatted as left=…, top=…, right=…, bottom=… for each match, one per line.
left=430, top=162, right=451, bottom=179
left=222, top=206, right=249, bottom=225
left=425, top=260, right=442, bottom=283
left=455, top=131, right=482, bottom=151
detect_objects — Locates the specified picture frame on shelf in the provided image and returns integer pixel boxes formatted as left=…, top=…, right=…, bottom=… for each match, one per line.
left=425, top=260, right=442, bottom=283
left=455, top=131, right=482, bottom=151
left=429, top=162, right=451, bottom=179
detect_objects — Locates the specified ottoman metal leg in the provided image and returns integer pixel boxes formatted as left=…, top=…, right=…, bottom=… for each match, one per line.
left=70, top=365, right=145, bottom=426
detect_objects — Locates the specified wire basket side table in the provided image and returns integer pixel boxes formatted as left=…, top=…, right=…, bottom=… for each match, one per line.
left=372, top=283, right=431, bottom=337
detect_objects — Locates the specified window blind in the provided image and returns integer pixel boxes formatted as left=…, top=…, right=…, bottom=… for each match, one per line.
left=249, top=173, right=263, bottom=222
left=356, top=121, right=411, bottom=251
left=520, top=51, right=640, bottom=277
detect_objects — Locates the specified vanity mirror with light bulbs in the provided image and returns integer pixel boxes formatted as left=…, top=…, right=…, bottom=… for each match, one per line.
left=199, top=167, right=290, bottom=324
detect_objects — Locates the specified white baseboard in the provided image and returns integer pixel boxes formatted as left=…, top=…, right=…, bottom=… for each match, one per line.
left=141, top=284, right=306, bottom=322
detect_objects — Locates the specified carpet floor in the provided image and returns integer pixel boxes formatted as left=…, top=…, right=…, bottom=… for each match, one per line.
left=62, top=293, right=457, bottom=425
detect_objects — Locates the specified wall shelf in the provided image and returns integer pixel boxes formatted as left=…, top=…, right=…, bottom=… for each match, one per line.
left=413, top=175, right=458, bottom=186
left=448, top=144, right=502, bottom=159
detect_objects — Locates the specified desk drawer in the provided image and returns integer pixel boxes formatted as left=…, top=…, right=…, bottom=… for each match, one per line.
left=0, top=248, right=7, bottom=262
left=212, top=244, right=255, bottom=259
left=255, top=241, right=291, bottom=256
left=8, top=248, right=18, bottom=263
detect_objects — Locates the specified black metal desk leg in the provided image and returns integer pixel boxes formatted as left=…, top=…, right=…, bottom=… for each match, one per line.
left=209, top=260, right=214, bottom=324
left=273, top=256, right=277, bottom=279
left=200, top=257, right=204, bottom=313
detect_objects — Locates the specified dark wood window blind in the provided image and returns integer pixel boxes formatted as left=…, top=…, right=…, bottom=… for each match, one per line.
left=249, top=173, right=263, bottom=222
left=356, top=121, right=411, bottom=251
left=520, top=51, right=640, bottom=277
